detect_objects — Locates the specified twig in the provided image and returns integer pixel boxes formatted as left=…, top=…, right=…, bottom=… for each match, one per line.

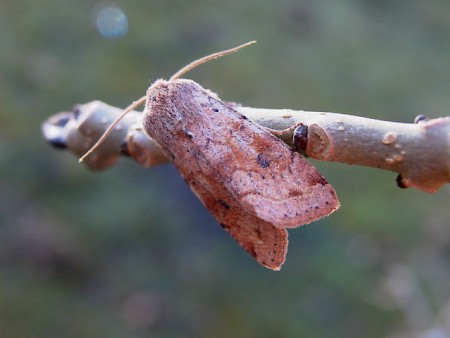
left=42, top=100, right=450, bottom=193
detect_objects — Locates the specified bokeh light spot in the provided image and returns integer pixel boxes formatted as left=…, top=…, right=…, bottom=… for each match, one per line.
left=94, top=4, right=128, bottom=38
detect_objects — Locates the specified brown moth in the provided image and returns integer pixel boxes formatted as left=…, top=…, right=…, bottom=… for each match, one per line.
left=81, top=42, right=339, bottom=270
left=143, top=79, right=338, bottom=270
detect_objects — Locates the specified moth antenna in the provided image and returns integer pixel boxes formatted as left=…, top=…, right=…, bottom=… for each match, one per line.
left=79, top=40, right=256, bottom=163
left=79, top=95, right=146, bottom=162
left=169, top=40, right=256, bottom=81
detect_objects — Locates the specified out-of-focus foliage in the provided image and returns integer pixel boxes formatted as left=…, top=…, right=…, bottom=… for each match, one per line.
left=1, top=0, right=450, bottom=337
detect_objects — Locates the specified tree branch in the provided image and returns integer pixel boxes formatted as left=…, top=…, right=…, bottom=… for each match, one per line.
left=42, top=100, right=450, bottom=193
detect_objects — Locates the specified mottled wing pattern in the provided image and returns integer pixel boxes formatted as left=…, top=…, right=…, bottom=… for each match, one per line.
left=143, top=79, right=338, bottom=269
left=200, top=99, right=339, bottom=228
left=184, top=168, right=288, bottom=270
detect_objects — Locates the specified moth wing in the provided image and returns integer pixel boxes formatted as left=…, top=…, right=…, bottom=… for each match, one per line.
left=216, top=112, right=339, bottom=229
left=145, top=79, right=339, bottom=229
left=144, top=80, right=288, bottom=270
left=186, top=171, right=288, bottom=270
left=144, top=79, right=338, bottom=268
left=229, top=146, right=340, bottom=229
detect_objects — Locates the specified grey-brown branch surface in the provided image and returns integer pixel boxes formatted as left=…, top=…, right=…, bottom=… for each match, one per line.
left=42, top=100, right=450, bottom=193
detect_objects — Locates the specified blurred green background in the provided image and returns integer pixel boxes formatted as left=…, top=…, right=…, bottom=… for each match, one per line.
left=2, top=0, right=450, bottom=337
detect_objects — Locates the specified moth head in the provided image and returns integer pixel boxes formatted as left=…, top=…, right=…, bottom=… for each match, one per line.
left=79, top=41, right=256, bottom=163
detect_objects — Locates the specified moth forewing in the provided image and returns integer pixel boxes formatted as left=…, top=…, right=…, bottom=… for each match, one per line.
left=145, top=80, right=339, bottom=226
left=143, top=79, right=339, bottom=269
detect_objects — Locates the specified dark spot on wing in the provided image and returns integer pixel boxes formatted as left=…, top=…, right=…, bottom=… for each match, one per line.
left=288, top=190, right=303, bottom=197
left=309, top=175, right=328, bottom=186
left=256, top=154, right=271, bottom=168
left=218, top=199, right=230, bottom=210
left=255, top=227, right=262, bottom=240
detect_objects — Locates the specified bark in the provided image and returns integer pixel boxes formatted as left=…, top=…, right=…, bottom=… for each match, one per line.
left=42, top=100, right=450, bottom=193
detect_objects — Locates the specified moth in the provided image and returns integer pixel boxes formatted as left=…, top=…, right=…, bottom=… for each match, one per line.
left=81, top=42, right=339, bottom=270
